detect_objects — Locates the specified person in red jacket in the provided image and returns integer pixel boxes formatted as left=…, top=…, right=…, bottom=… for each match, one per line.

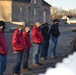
left=22, top=26, right=32, bottom=72
left=12, top=25, right=27, bottom=75
left=0, top=21, right=8, bottom=75
left=32, top=22, right=43, bottom=67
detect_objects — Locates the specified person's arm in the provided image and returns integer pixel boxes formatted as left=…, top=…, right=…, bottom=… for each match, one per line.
left=0, top=45, right=4, bottom=54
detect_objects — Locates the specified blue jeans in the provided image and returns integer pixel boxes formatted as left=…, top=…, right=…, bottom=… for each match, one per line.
left=41, top=41, right=49, bottom=58
left=13, top=51, right=23, bottom=74
left=0, top=55, right=7, bottom=75
left=33, top=43, right=42, bottom=64
left=50, top=37, right=58, bottom=56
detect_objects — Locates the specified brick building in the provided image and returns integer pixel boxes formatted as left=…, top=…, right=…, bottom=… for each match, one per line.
left=0, top=0, right=51, bottom=26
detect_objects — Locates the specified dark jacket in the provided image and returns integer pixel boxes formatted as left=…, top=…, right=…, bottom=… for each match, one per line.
left=49, top=24, right=60, bottom=38
left=40, top=25, right=50, bottom=41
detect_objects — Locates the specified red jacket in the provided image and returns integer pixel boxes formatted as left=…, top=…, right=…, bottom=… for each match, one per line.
left=32, top=25, right=44, bottom=44
left=0, top=30, right=8, bottom=55
left=12, top=29, right=27, bottom=51
left=23, top=31, right=32, bottom=48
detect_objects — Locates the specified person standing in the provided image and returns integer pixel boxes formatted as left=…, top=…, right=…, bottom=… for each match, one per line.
left=12, top=25, right=27, bottom=75
left=32, top=22, right=43, bottom=67
left=49, top=19, right=60, bottom=58
left=40, top=23, right=50, bottom=60
left=22, top=26, right=32, bottom=72
left=0, top=21, right=8, bottom=75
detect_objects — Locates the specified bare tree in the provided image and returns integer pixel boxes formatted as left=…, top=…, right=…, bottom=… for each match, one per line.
left=67, top=9, right=76, bottom=18
left=50, top=6, right=76, bottom=20
left=51, top=6, right=59, bottom=19
left=50, top=6, right=68, bottom=20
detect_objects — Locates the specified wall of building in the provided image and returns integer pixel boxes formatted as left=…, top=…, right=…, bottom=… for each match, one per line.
left=0, top=1, right=12, bottom=22
left=0, top=0, right=51, bottom=26
left=29, top=0, right=51, bottom=25
left=12, top=1, right=31, bottom=25
left=29, top=0, right=43, bottom=25
left=42, top=5, right=51, bottom=24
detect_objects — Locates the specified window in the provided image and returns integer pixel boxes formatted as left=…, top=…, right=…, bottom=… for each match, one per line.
left=20, top=5, right=23, bottom=12
left=20, top=5, right=23, bottom=21
left=43, top=10, right=47, bottom=23
left=34, top=8, right=36, bottom=16
left=34, top=0, right=37, bottom=4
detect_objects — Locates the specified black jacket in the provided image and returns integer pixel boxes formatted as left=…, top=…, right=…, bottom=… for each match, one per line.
left=49, top=24, right=60, bottom=38
left=40, top=25, right=50, bottom=41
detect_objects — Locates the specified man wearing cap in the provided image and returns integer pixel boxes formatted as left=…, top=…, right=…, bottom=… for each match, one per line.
left=49, top=19, right=60, bottom=58
left=0, top=21, right=8, bottom=75
left=12, top=25, right=27, bottom=75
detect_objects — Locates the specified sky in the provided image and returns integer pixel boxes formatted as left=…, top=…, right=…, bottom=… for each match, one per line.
left=44, top=0, right=76, bottom=10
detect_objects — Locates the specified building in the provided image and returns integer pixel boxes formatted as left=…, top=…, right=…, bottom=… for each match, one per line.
left=61, top=15, right=70, bottom=24
left=0, top=0, right=51, bottom=26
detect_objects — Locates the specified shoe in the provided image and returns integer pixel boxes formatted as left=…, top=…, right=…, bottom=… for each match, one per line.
left=37, top=63, right=42, bottom=66
left=51, top=56, right=55, bottom=58
left=51, top=56, right=57, bottom=58
left=14, top=73, right=23, bottom=75
left=14, top=74, right=18, bottom=75
left=23, top=68, right=31, bottom=72
left=19, top=73, right=23, bottom=75
left=41, top=57, right=45, bottom=61
left=45, top=57, right=50, bottom=60
left=33, top=64, right=40, bottom=67
left=27, top=68, right=31, bottom=71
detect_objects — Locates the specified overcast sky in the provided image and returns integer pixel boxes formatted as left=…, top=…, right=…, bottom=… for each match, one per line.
left=45, top=0, right=76, bottom=10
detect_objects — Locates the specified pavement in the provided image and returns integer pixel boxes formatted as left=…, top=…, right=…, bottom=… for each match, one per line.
left=4, top=24, right=76, bottom=75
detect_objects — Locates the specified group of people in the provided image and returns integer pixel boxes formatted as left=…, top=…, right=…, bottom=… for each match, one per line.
left=0, top=19, right=60, bottom=75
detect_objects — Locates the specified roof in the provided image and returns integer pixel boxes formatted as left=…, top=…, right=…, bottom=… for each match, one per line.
left=13, top=0, right=31, bottom=3
left=42, top=0, right=51, bottom=6
left=13, top=0, right=51, bottom=6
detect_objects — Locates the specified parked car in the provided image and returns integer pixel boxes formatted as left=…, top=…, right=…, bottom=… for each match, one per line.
left=10, top=27, right=17, bottom=32
left=4, top=28, right=11, bottom=33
